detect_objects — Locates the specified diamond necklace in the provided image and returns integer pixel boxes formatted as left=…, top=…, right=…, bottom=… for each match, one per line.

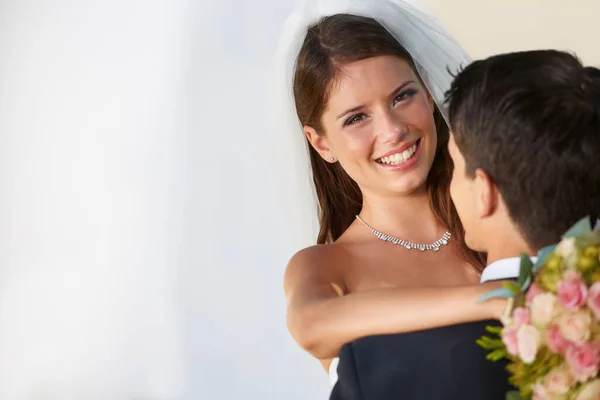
left=355, top=215, right=451, bottom=252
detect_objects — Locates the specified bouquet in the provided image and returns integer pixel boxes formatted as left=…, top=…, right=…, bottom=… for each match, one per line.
left=478, top=217, right=600, bottom=400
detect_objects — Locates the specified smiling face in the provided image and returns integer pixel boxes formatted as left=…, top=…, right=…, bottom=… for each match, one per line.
left=304, top=55, right=438, bottom=197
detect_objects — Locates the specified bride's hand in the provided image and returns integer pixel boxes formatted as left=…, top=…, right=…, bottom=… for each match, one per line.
left=480, top=280, right=513, bottom=321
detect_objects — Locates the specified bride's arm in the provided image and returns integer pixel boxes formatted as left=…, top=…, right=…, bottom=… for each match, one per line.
left=284, top=247, right=506, bottom=360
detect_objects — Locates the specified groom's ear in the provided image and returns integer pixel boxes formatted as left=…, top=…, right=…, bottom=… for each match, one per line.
left=473, top=168, right=499, bottom=219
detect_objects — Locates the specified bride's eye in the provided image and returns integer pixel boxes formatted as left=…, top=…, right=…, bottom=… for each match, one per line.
left=393, top=89, right=417, bottom=106
left=344, top=113, right=367, bottom=126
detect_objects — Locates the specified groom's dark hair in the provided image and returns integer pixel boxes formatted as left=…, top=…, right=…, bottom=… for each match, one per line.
left=446, top=50, right=600, bottom=249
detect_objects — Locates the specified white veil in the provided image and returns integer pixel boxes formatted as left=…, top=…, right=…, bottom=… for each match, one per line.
left=273, top=0, right=472, bottom=251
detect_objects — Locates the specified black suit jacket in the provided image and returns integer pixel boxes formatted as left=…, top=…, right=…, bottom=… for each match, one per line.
left=329, top=320, right=511, bottom=400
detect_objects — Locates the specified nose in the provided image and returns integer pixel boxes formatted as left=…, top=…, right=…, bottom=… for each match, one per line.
left=376, top=108, right=408, bottom=144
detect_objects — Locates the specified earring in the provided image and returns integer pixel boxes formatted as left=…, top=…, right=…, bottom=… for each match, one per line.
left=329, top=156, right=335, bottom=162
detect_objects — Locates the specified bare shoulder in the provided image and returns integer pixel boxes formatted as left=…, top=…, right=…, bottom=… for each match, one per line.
left=283, top=244, right=349, bottom=298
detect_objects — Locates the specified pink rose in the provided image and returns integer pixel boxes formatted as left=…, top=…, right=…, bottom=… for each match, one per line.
left=587, top=282, right=600, bottom=320
left=557, top=270, right=588, bottom=310
left=532, top=382, right=548, bottom=400
left=513, top=307, right=531, bottom=328
left=531, top=293, right=557, bottom=328
left=547, top=324, right=571, bottom=355
left=502, top=326, right=519, bottom=356
left=566, top=342, right=600, bottom=382
left=575, top=378, right=600, bottom=400
left=559, top=309, right=592, bottom=342
left=527, top=282, right=545, bottom=305
left=517, top=324, right=541, bottom=364
left=544, top=364, right=574, bottom=395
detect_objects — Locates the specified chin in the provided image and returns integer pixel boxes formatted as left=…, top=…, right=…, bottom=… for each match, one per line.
left=371, top=142, right=436, bottom=195
left=464, top=234, right=485, bottom=252
left=386, top=168, right=430, bottom=195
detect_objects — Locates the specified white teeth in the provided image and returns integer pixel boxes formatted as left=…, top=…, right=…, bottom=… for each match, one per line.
left=378, top=143, right=418, bottom=165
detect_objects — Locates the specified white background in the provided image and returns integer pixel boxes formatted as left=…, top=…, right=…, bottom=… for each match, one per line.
left=0, top=0, right=597, bottom=399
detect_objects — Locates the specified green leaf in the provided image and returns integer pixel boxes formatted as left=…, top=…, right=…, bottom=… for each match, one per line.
left=485, top=325, right=503, bottom=334
left=476, top=287, right=516, bottom=303
left=563, top=216, right=592, bottom=238
left=576, top=231, right=600, bottom=248
left=477, top=337, right=504, bottom=348
left=506, top=390, right=521, bottom=400
left=518, top=254, right=533, bottom=289
left=513, top=292, right=526, bottom=309
left=503, top=281, right=521, bottom=294
left=487, top=348, right=507, bottom=362
left=520, top=275, right=532, bottom=292
left=534, top=244, right=557, bottom=272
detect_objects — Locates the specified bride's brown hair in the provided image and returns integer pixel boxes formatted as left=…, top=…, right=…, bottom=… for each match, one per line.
left=293, top=14, right=485, bottom=271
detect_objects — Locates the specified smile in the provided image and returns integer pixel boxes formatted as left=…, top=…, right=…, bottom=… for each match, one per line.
left=376, top=139, right=421, bottom=165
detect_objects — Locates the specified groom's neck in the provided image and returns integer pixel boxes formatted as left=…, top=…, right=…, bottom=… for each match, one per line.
left=486, top=244, right=535, bottom=265
left=483, top=224, right=536, bottom=266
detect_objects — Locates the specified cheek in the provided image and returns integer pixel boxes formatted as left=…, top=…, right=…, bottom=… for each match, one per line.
left=347, top=134, right=374, bottom=159
left=331, top=127, right=375, bottom=161
left=450, top=174, right=468, bottom=214
left=450, top=177, right=463, bottom=213
left=422, top=116, right=438, bottom=146
left=403, top=98, right=438, bottom=145
left=449, top=172, right=458, bottom=200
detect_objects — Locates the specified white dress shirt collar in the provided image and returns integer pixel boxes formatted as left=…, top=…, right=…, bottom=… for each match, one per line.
left=480, top=256, right=537, bottom=283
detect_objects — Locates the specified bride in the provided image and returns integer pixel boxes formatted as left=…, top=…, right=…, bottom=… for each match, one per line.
left=274, top=0, right=511, bottom=386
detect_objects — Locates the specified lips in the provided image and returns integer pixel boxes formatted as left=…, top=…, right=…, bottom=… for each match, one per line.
left=376, top=139, right=421, bottom=165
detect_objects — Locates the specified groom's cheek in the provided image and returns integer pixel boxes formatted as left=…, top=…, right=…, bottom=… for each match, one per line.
left=449, top=167, right=462, bottom=212
left=450, top=171, right=475, bottom=242
left=449, top=166, right=465, bottom=220
left=449, top=172, right=458, bottom=206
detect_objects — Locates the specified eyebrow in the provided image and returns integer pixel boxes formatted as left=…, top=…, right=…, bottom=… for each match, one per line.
left=335, top=80, right=416, bottom=120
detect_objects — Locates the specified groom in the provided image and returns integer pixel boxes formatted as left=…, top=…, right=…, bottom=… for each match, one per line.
left=329, top=50, right=600, bottom=399
left=446, top=49, right=600, bottom=282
